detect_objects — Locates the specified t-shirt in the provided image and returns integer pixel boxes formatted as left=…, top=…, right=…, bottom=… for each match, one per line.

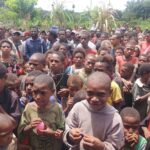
left=141, top=41, right=150, bottom=54
left=124, top=135, right=147, bottom=150
left=18, top=102, right=65, bottom=150
left=107, top=81, right=123, bottom=105
left=116, top=56, right=138, bottom=73
left=63, top=100, right=124, bottom=150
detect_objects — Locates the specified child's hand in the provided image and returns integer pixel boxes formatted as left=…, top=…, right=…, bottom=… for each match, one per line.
left=68, top=128, right=83, bottom=145
left=142, top=127, right=150, bottom=138
left=30, top=118, right=42, bottom=129
left=58, top=88, right=69, bottom=98
left=55, top=129, right=63, bottom=139
left=125, top=133, right=138, bottom=147
left=38, top=126, right=55, bottom=136
left=82, top=135, right=105, bottom=150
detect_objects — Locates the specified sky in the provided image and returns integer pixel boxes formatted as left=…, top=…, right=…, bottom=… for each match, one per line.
left=37, top=0, right=129, bottom=12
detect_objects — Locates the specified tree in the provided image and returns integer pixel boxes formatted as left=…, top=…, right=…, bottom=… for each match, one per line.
left=5, top=0, right=38, bottom=19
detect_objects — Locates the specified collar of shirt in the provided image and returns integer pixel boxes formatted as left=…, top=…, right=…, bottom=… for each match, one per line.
left=30, top=37, right=41, bottom=42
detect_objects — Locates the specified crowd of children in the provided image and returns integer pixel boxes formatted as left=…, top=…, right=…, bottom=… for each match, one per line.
left=0, top=25, right=150, bottom=150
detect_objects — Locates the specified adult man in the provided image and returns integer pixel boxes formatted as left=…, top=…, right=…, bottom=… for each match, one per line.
left=47, top=30, right=57, bottom=49
left=8, top=31, right=23, bottom=60
left=110, top=34, right=121, bottom=56
left=24, top=27, right=47, bottom=60
left=77, top=31, right=97, bottom=55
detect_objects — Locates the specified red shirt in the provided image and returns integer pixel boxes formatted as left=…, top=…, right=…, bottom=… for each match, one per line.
left=86, top=49, right=97, bottom=55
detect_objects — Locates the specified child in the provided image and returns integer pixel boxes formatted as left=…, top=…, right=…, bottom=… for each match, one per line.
left=120, top=107, right=147, bottom=150
left=48, top=51, right=68, bottom=92
left=132, top=63, right=150, bottom=120
left=61, top=75, right=83, bottom=116
left=98, top=47, right=109, bottom=56
left=6, top=73, right=21, bottom=96
left=66, top=47, right=86, bottom=75
left=77, top=54, right=96, bottom=88
left=0, top=107, right=17, bottom=150
left=94, top=54, right=123, bottom=110
left=115, top=46, right=124, bottom=57
left=73, top=90, right=87, bottom=104
left=19, top=70, right=43, bottom=112
left=120, top=63, right=135, bottom=107
left=27, top=53, right=46, bottom=72
left=18, top=74, right=65, bottom=150
left=63, top=72, right=124, bottom=150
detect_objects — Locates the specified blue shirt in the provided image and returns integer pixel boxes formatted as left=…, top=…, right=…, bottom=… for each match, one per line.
left=24, top=37, right=47, bottom=60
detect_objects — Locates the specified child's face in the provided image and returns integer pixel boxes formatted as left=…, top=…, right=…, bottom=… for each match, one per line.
left=25, top=76, right=34, bottom=95
left=32, top=83, right=53, bottom=109
left=124, top=44, right=134, bottom=58
left=94, top=62, right=111, bottom=77
left=123, top=116, right=139, bottom=135
left=49, top=54, right=64, bottom=73
left=84, top=57, right=95, bottom=73
left=59, top=45, right=67, bottom=55
left=86, top=81, right=110, bottom=110
left=7, top=79, right=20, bottom=96
left=139, top=56, right=147, bottom=65
left=28, top=59, right=43, bottom=72
left=73, top=53, right=85, bottom=67
left=99, top=50, right=108, bottom=56
left=115, top=49, right=123, bottom=57
left=69, top=84, right=82, bottom=97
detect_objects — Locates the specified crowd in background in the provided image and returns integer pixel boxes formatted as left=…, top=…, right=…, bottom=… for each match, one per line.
left=0, top=24, right=150, bottom=150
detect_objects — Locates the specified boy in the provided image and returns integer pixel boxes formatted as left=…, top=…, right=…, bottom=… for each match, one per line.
left=132, top=63, right=150, bottom=120
left=77, top=54, right=96, bottom=88
left=66, top=47, right=86, bottom=75
left=120, top=107, right=147, bottom=150
left=63, top=72, right=124, bottom=150
left=18, top=74, right=65, bottom=150
left=94, top=54, right=123, bottom=110
left=119, top=63, right=135, bottom=107
left=27, top=53, right=46, bottom=72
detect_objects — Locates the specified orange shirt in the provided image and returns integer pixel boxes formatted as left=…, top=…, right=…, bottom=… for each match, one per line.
left=116, top=56, right=138, bottom=73
left=141, top=41, right=150, bottom=54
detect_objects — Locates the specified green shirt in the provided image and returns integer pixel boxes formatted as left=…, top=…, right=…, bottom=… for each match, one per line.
left=18, top=102, right=65, bottom=150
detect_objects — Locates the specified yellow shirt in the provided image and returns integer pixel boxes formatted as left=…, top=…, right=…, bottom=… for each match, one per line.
left=107, top=81, right=122, bottom=105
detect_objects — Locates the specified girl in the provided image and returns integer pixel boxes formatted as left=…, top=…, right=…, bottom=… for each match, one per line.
left=66, top=47, right=86, bottom=75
